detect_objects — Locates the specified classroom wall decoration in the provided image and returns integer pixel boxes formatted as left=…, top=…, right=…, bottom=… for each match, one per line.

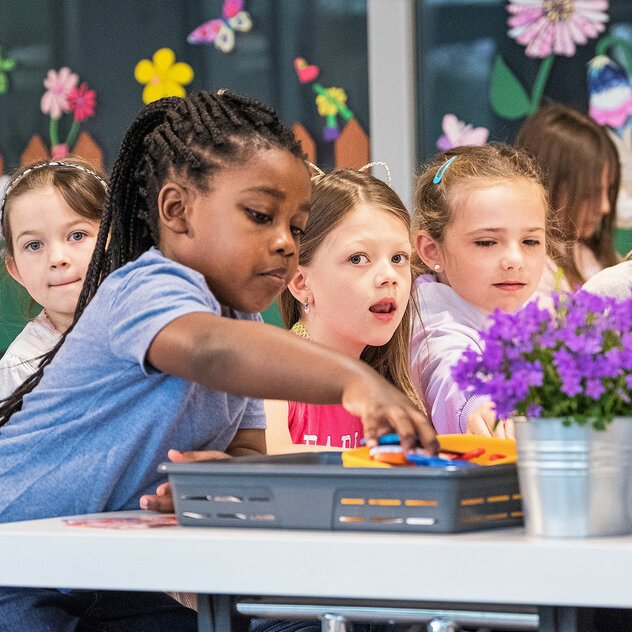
left=490, top=0, right=610, bottom=120
left=187, top=0, right=253, bottom=53
left=294, top=57, right=355, bottom=142
left=436, top=114, right=489, bottom=150
left=587, top=36, right=632, bottom=228
left=0, top=48, right=16, bottom=95
left=40, top=67, right=96, bottom=159
left=134, top=48, right=194, bottom=105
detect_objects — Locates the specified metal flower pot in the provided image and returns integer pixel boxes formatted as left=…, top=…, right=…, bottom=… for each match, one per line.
left=514, top=416, right=632, bottom=537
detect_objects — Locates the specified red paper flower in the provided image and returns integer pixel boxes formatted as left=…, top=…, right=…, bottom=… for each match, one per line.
left=66, top=82, right=96, bottom=122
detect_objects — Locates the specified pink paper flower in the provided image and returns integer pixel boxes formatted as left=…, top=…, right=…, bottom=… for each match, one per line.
left=507, top=0, right=609, bottom=58
left=437, top=114, right=489, bottom=150
left=41, top=67, right=79, bottom=119
left=66, top=82, right=96, bottom=121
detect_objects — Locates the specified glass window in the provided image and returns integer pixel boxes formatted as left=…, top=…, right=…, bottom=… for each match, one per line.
left=415, top=0, right=632, bottom=160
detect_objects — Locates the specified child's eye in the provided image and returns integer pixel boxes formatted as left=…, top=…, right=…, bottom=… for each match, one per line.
left=25, top=241, right=42, bottom=252
left=475, top=240, right=495, bottom=247
left=246, top=208, right=272, bottom=224
left=523, top=239, right=541, bottom=247
left=349, top=254, right=368, bottom=265
left=391, top=253, right=409, bottom=264
left=290, top=225, right=305, bottom=238
left=69, top=232, right=86, bottom=242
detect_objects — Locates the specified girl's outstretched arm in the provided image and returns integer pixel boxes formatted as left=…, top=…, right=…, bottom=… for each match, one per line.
left=147, top=313, right=438, bottom=454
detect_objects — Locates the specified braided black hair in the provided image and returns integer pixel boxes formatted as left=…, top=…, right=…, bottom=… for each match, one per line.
left=0, top=90, right=305, bottom=427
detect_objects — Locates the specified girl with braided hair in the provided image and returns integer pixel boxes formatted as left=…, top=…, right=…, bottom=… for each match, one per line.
left=0, top=91, right=436, bottom=631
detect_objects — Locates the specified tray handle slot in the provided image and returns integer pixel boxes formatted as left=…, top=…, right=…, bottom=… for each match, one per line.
left=217, top=513, right=247, bottom=520
left=182, top=511, right=211, bottom=520
left=214, top=495, right=243, bottom=503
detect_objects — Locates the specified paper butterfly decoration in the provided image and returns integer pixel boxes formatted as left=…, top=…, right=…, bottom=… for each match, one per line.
left=188, top=0, right=252, bottom=53
left=436, top=114, right=489, bottom=150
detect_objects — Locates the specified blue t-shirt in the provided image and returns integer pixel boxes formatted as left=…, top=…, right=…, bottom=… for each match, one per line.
left=0, top=248, right=266, bottom=522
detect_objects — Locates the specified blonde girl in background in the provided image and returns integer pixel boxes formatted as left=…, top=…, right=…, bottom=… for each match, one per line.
left=266, top=167, right=422, bottom=452
left=0, top=159, right=107, bottom=399
left=515, top=103, right=621, bottom=290
left=411, top=143, right=554, bottom=438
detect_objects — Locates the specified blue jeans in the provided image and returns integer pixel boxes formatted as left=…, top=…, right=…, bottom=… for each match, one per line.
left=0, top=587, right=197, bottom=631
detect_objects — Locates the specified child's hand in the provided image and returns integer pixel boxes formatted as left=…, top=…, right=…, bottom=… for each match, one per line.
left=466, top=402, right=515, bottom=439
left=139, top=449, right=229, bottom=513
left=341, top=375, right=439, bottom=454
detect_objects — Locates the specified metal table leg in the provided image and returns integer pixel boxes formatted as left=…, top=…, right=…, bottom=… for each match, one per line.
left=538, top=606, right=594, bottom=632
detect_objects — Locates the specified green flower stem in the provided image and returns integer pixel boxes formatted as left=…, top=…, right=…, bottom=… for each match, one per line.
left=596, top=35, right=632, bottom=75
left=65, top=120, right=80, bottom=150
left=528, top=53, right=554, bottom=115
left=49, top=117, right=59, bottom=148
left=311, top=83, right=354, bottom=120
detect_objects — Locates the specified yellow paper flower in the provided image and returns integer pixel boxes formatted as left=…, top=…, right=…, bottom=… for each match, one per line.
left=316, top=87, right=347, bottom=116
left=134, top=48, right=194, bottom=104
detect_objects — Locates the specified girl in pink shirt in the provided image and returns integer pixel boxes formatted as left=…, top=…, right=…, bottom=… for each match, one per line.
left=267, top=167, right=422, bottom=451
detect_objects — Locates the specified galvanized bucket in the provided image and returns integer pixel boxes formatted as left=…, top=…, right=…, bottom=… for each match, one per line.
left=514, top=416, right=632, bottom=537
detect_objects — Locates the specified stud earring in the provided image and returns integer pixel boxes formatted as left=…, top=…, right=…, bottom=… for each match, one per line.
left=434, top=264, right=441, bottom=271
left=304, top=297, right=310, bottom=313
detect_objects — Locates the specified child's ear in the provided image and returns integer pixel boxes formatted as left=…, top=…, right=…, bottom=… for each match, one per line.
left=287, top=266, right=309, bottom=302
left=5, top=257, right=24, bottom=287
left=157, top=182, right=191, bottom=235
left=415, top=231, right=444, bottom=270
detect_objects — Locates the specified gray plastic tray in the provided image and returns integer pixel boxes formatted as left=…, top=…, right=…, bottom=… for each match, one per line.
left=161, top=452, right=523, bottom=533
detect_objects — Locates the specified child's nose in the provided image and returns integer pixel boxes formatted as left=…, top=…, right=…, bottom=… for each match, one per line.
left=49, top=244, right=71, bottom=268
left=375, top=260, right=399, bottom=285
left=270, top=226, right=296, bottom=256
left=500, top=245, right=525, bottom=270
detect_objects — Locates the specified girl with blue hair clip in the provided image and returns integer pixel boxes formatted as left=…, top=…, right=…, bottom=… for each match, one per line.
left=411, top=143, right=555, bottom=439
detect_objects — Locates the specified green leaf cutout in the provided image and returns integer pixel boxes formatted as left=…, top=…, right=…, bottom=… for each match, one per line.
left=490, top=55, right=531, bottom=120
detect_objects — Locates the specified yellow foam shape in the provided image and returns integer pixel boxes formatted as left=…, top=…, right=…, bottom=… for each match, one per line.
left=341, top=434, right=517, bottom=469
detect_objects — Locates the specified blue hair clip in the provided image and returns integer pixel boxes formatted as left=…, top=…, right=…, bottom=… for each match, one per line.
left=433, top=155, right=457, bottom=184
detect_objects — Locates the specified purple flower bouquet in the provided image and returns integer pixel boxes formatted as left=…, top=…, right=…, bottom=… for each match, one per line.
left=452, top=290, right=632, bottom=430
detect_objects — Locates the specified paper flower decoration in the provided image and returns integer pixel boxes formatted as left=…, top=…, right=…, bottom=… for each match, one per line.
left=507, top=0, right=609, bottom=59
left=491, top=0, right=610, bottom=120
left=41, top=67, right=78, bottom=120
left=187, top=0, right=252, bottom=53
left=66, top=82, right=96, bottom=122
left=437, top=114, right=489, bottom=150
left=134, top=48, right=194, bottom=104
left=40, top=67, right=96, bottom=158
left=0, top=47, right=16, bottom=95
left=294, top=57, right=355, bottom=142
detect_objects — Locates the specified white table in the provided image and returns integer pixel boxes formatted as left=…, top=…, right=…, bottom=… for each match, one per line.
left=1, top=511, right=631, bottom=631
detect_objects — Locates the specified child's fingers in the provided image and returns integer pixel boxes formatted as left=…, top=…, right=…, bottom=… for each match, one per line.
left=386, top=407, right=439, bottom=454
left=362, top=407, right=439, bottom=454
left=139, top=492, right=175, bottom=514
left=500, top=419, right=515, bottom=440
left=410, top=410, right=440, bottom=454
left=466, top=414, right=493, bottom=437
left=155, top=482, right=171, bottom=497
